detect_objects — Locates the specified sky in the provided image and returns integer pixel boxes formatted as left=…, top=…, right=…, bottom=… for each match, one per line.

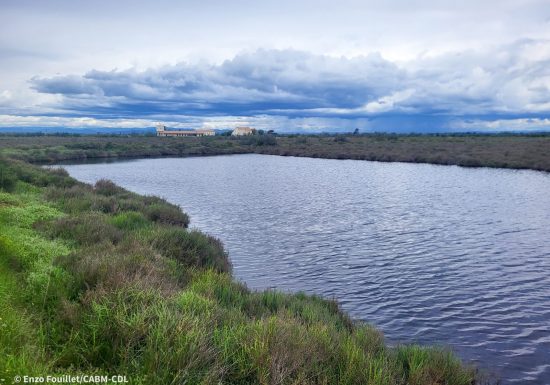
left=1, top=0, right=550, bottom=133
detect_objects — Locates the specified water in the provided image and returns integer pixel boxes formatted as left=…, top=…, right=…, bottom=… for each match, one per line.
left=59, top=154, right=550, bottom=384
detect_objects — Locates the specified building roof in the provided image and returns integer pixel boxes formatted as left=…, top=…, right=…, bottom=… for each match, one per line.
left=157, top=128, right=214, bottom=134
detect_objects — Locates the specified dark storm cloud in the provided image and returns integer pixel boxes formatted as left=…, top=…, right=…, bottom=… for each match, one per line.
left=30, top=50, right=403, bottom=117
left=29, top=42, right=550, bottom=125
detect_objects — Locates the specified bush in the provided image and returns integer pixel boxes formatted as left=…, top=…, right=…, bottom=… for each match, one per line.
left=110, top=211, right=149, bottom=231
left=48, top=167, right=70, bottom=178
left=144, top=203, right=189, bottom=227
left=56, top=240, right=178, bottom=298
left=334, top=135, right=349, bottom=143
left=255, top=135, right=277, bottom=146
left=117, top=197, right=146, bottom=212
left=44, top=185, right=94, bottom=213
left=43, top=212, right=123, bottom=246
left=94, top=179, right=124, bottom=196
left=150, top=227, right=230, bottom=273
left=0, top=167, right=17, bottom=192
left=239, top=135, right=278, bottom=146
left=0, top=234, right=20, bottom=270
left=90, top=195, right=119, bottom=213
left=45, top=184, right=142, bottom=214
left=5, top=161, right=76, bottom=188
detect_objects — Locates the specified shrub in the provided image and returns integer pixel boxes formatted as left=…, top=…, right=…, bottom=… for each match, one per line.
left=94, top=179, right=124, bottom=196
left=90, top=194, right=119, bottom=213
left=56, top=240, right=178, bottom=298
left=43, top=212, right=123, bottom=246
left=117, top=197, right=146, bottom=212
left=44, top=185, right=94, bottom=213
left=0, top=234, right=20, bottom=270
left=144, top=203, right=189, bottom=227
left=48, top=167, right=70, bottom=178
left=0, top=167, right=17, bottom=192
left=150, top=227, right=231, bottom=273
left=110, top=211, right=149, bottom=231
left=255, top=135, right=277, bottom=146
left=239, top=135, right=277, bottom=146
left=45, top=184, right=123, bottom=214
left=334, top=135, right=349, bottom=143
left=5, top=161, right=76, bottom=188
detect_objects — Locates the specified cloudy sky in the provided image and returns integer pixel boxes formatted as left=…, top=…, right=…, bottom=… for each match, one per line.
left=1, top=0, right=550, bottom=133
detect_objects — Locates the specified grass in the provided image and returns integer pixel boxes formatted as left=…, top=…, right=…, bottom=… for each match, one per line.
left=0, top=132, right=549, bottom=171
left=0, top=186, right=69, bottom=381
left=0, top=156, right=484, bottom=384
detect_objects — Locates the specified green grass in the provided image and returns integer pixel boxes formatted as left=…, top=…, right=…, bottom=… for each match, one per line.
left=0, top=185, right=69, bottom=381
left=110, top=211, right=150, bottom=231
left=0, top=157, right=481, bottom=384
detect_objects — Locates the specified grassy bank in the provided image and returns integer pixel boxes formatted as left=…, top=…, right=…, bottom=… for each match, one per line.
left=1, top=133, right=549, bottom=171
left=0, top=156, right=481, bottom=384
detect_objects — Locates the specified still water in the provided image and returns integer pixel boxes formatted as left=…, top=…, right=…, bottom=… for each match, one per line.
left=60, top=154, right=550, bottom=384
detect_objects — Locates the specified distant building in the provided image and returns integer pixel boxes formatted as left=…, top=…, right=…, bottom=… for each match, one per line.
left=156, top=124, right=215, bottom=137
left=231, top=126, right=256, bottom=136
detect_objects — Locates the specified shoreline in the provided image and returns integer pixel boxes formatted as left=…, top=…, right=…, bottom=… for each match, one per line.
left=47, top=151, right=550, bottom=175
left=1, top=133, right=549, bottom=172
left=0, top=155, right=486, bottom=384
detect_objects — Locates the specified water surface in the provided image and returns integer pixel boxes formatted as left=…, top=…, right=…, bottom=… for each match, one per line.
left=60, top=154, right=550, bottom=384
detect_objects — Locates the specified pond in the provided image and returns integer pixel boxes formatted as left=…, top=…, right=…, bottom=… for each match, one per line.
left=59, top=154, right=550, bottom=384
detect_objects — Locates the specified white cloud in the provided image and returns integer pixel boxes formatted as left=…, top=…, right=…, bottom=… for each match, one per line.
left=448, top=118, right=550, bottom=132
left=0, top=90, right=12, bottom=102
left=364, top=89, right=416, bottom=113
left=0, top=114, right=368, bottom=133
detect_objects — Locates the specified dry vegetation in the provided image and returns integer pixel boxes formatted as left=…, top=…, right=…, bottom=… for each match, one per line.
left=0, top=133, right=548, bottom=171
left=257, top=134, right=550, bottom=171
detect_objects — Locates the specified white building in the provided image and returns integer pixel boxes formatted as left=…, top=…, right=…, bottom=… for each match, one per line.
left=156, top=124, right=215, bottom=137
left=231, top=126, right=256, bottom=136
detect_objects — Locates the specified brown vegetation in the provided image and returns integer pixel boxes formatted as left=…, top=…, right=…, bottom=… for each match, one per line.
left=1, top=133, right=549, bottom=171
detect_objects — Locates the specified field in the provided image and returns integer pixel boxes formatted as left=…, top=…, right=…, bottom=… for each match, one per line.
left=0, top=133, right=549, bottom=171
left=0, top=151, right=484, bottom=384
